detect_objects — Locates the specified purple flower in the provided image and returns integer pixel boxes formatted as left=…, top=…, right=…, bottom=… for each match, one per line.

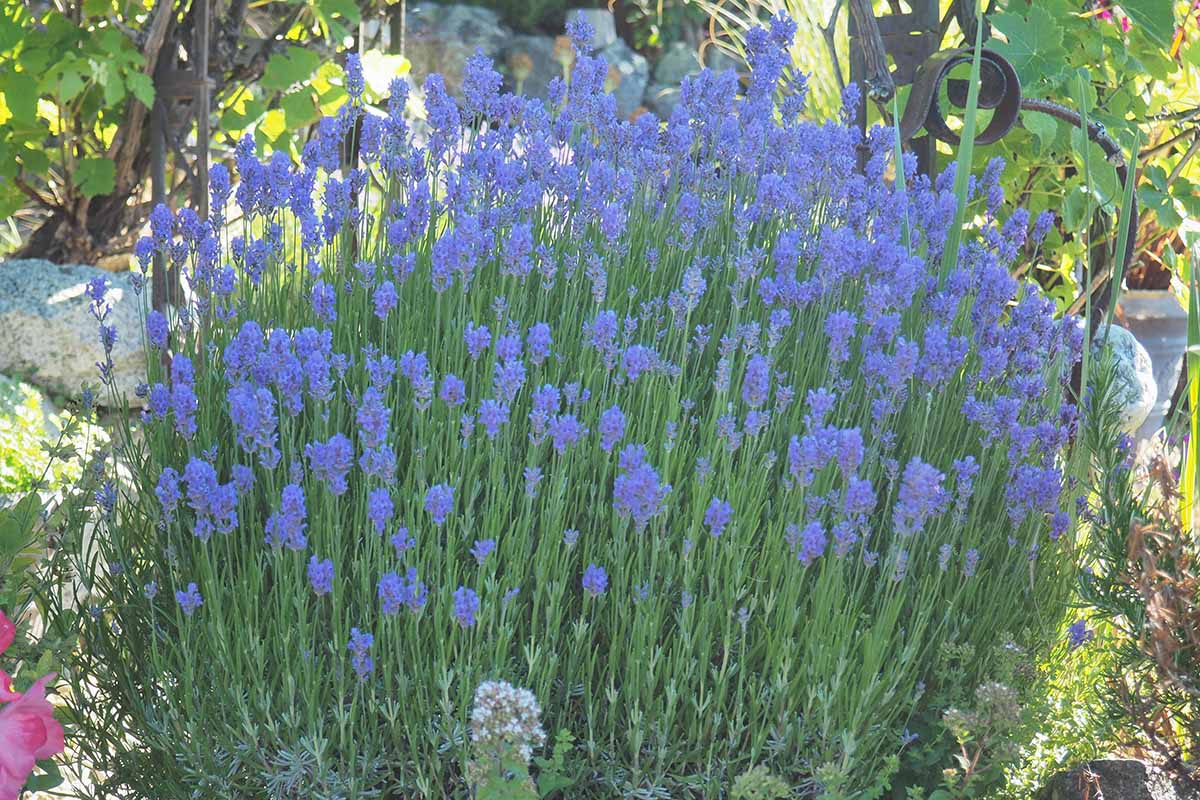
left=379, top=568, right=428, bottom=614
left=582, top=564, right=608, bottom=597
left=825, top=311, right=857, bottom=363
left=155, top=467, right=181, bottom=522
left=548, top=413, right=588, bottom=453
left=453, top=586, right=480, bottom=628
left=742, top=354, right=771, bottom=408
left=227, top=385, right=282, bottom=468
left=176, top=582, right=203, bottom=617
left=440, top=374, right=466, bottom=407
left=308, top=556, right=334, bottom=596
left=264, top=483, right=307, bottom=550
left=170, top=357, right=198, bottom=439
left=798, top=522, right=826, bottom=566
left=622, top=345, right=657, bottom=382
left=345, top=51, right=364, bottom=99
left=524, top=466, right=544, bottom=498
left=496, top=333, right=522, bottom=363
left=150, top=203, right=174, bottom=242
left=478, top=398, right=510, bottom=439
left=613, top=448, right=671, bottom=530
left=464, top=321, right=491, bottom=360
left=182, top=457, right=238, bottom=540
left=368, top=488, right=394, bottom=535
left=893, top=458, right=948, bottom=537
left=598, top=405, right=626, bottom=453
left=374, top=280, right=398, bottom=320
left=493, top=359, right=526, bottom=404
left=347, top=628, right=374, bottom=679
left=836, top=428, right=863, bottom=476
left=304, top=433, right=354, bottom=496
left=963, top=548, right=980, bottom=578
left=391, top=527, right=415, bottom=557
left=425, top=483, right=454, bottom=526
left=311, top=281, right=337, bottom=322
left=704, top=497, right=733, bottom=537
left=357, top=387, right=391, bottom=449
left=1067, top=619, right=1093, bottom=650
left=146, top=310, right=169, bottom=350
left=527, top=323, right=552, bottom=364
left=563, top=528, right=580, bottom=546
left=470, top=538, right=496, bottom=564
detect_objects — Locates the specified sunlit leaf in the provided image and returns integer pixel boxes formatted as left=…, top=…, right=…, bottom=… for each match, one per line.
left=76, top=156, right=116, bottom=197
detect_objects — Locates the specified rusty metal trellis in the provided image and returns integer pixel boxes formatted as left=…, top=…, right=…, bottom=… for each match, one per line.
left=150, top=0, right=212, bottom=313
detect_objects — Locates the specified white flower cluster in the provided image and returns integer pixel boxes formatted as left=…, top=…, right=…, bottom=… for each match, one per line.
left=470, top=679, right=547, bottom=763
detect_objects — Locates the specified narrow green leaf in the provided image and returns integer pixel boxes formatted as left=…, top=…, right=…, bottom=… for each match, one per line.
left=939, top=0, right=985, bottom=279
left=1103, top=128, right=1142, bottom=335
left=891, top=94, right=910, bottom=252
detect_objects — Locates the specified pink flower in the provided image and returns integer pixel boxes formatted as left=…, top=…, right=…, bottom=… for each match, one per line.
left=0, top=610, right=65, bottom=800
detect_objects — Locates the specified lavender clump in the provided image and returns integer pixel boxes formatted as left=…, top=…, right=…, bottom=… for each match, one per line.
left=93, top=15, right=1086, bottom=795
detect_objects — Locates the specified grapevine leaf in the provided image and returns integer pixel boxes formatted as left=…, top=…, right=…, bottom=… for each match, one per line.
left=76, top=157, right=116, bottom=197
left=990, top=8, right=1068, bottom=89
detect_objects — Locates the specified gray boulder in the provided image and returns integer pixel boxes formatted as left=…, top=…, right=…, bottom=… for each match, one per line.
left=645, top=82, right=681, bottom=120
left=1037, top=760, right=1200, bottom=800
left=403, top=4, right=513, bottom=97
left=503, top=34, right=561, bottom=104
left=655, top=41, right=703, bottom=86
left=703, top=42, right=743, bottom=76
left=599, top=38, right=649, bottom=119
left=0, top=259, right=147, bottom=407
left=1094, top=324, right=1157, bottom=434
left=569, top=8, right=617, bottom=51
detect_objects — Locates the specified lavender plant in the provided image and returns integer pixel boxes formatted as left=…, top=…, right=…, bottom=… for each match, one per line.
left=49, top=15, right=1083, bottom=799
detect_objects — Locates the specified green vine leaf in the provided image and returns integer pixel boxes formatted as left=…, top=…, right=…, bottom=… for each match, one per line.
left=990, top=7, right=1068, bottom=89
left=76, top=157, right=116, bottom=198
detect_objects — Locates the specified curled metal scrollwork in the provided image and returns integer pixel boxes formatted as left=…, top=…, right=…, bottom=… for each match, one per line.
left=897, top=45, right=1137, bottom=321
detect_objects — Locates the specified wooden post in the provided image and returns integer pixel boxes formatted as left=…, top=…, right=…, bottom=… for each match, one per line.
left=194, top=0, right=210, bottom=221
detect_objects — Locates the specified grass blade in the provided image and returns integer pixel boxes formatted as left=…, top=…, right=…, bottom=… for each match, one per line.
left=1102, top=128, right=1143, bottom=336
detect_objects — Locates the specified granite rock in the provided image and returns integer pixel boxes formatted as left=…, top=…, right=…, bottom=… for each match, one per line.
left=1038, top=760, right=1200, bottom=800
left=0, top=259, right=147, bottom=407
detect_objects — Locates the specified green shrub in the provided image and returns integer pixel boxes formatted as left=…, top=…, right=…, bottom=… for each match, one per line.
left=0, top=375, right=83, bottom=495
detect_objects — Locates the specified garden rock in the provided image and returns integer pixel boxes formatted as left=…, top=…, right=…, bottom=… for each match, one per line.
left=1037, top=760, right=1200, bottom=800
left=0, top=259, right=146, bottom=407
left=503, top=34, right=560, bottom=103
left=599, top=38, right=649, bottom=119
left=569, top=8, right=617, bottom=51
left=655, top=41, right=703, bottom=86
left=646, top=82, right=682, bottom=119
left=403, top=4, right=512, bottom=97
left=1093, top=325, right=1157, bottom=434
left=704, top=43, right=743, bottom=75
